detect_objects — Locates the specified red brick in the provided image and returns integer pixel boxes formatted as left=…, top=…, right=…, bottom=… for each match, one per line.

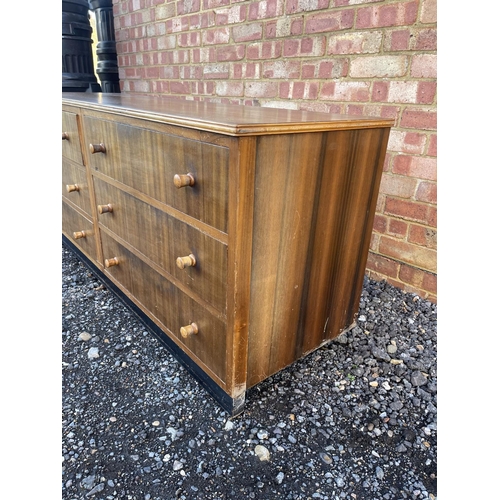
left=170, top=81, right=191, bottom=94
left=320, top=81, right=370, bottom=101
left=385, top=29, right=411, bottom=51
left=305, top=9, right=355, bottom=34
left=422, top=272, right=437, bottom=297
left=145, top=66, right=160, bottom=79
left=414, top=28, right=437, bottom=50
left=356, top=1, right=418, bottom=29
left=217, top=44, right=246, bottom=61
left=427, top=206, right=437, bottom=228
left=231, top=63, right=260, bottom=79
left=283, top=39, right=300, bottom=57
left=379, top=236, right=436, bottom=273
left=399, top=264, right=436, bottom=296
left=393, top=154, right=436, bottom=181
left=388, top=218, right=408, bottom=238
left=372, top=81, right=389, bottom=102
left=302, top=58, right=348, bottom=79
left=247, top=41, right=283, bottom=59
left=428, top=134, right=437, bottom=157
left=280, top=81, right=319, bottom=100
left=178, top=31, right=201, bottom=47
left=400, top=108, right=437, bottom=130
left=192, top=81, right=215, bottom=95
left=415, top=181, right=437, bottom=204
left=366, top=252, right=400, bottom=279
left=180, top=65, right=203, bottom=79
left=385, top=197, right=428, bottom=224
left=417, top=81, right=436, bottom=104
left=372, top=214, right=387, bottom=234
left=408, top=224, right=437, bottom=249
left=202, top=27, right=230, bottom=45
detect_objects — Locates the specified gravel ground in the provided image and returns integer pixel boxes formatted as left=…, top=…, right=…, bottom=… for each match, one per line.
left=62, top=243, right=437, bottom=500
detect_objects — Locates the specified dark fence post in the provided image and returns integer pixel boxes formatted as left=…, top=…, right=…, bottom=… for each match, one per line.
left=88, top=0, right=120, bottom=93
left=62, top=0, right=101, bottom=92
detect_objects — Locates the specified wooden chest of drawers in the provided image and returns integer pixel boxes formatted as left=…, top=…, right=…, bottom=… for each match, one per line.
left=62, top=93, right=392, bottom=415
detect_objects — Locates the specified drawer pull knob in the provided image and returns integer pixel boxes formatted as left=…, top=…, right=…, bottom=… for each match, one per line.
left=62, top=132, right=69, bottom=140
left=73, top=230, right=86, bottom=240
left=180, top=323, right=198, bottom=338
left=173, top=173, right=195, bottom=188
left=176, top=254, right=197, bottom=269
left=104, top=257, right=119, bottom=268
left=90, top=143, right=106, bottom=154
left=66, top=184, right=80, bottom=193
left=98, top=204, right=113, bottom=214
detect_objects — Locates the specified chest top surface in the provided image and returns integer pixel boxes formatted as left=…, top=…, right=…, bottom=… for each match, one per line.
left=62, top=92, right=394, bottom=136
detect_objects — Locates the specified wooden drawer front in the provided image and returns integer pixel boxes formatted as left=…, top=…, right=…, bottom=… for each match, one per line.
left=84, top=116, right=229, bottom=232
left=100, top=232, right=227, bottom=382
left=62, top=111, right=83, bottom=164
left=62, top=158, right=92, bottom=216
left=62, top=201, right=97, bottom=262
left=94, top=178, right=227, bottom=314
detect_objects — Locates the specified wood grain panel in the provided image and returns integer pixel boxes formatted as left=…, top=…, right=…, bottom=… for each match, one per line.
left=93, top=177, right=228, bottom=314
left=62, top=158, right=92, bottom=216
left=83, top=116, right=229, bottom=232
left=246, top=133, right=324, bottom=387
left=62, top=111, right=83, bottom=164
left=298, top=127, right=391, bottom=354
left=62, top=201, right=97, bottom=262
left=100, top=231, right=227, bottom=384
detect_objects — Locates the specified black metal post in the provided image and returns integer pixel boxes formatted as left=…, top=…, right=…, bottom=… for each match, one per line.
left=88, top=0, right=120, bottom=93
left=62, top=0, right=101, bottom=92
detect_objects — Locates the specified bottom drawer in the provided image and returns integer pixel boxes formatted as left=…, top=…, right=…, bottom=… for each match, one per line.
left=100, top=231, right=227, bottom=384
left=62, top=201, right=98, bottom=263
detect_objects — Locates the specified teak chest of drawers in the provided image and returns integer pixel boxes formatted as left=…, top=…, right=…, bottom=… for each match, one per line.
left=62, top=93, right=392, bottom=415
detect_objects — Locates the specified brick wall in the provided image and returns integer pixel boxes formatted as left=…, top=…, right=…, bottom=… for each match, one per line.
left=112, top=0, right=437, bottom=302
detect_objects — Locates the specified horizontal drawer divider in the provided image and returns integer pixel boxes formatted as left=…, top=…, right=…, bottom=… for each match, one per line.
left=92, top=170, right=228, bottom=245
left=98, top=225, right=227, bottom=321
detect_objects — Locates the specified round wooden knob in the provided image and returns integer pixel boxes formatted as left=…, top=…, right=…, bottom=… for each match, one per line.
left=98, top=204, right=113, bottom=214
left=90, top=143, right=106, bottom=154
left=176, top=254, right=196, bottom=269
left=104, top=257, right=119, bottom=268
left=173, top=173, right=195, bottom=188
left=66, top=184, right=80, bottom=193
left=62, top=132, right=69, bottom=140
left=180, top=323, right=198, bottom=338
left=73, top=230, right=86, bottom=240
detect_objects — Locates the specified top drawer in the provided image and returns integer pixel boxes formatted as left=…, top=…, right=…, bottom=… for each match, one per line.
left=62, top=111, right=83, bottom=164
left=83, top=116, right=229, bottom=233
